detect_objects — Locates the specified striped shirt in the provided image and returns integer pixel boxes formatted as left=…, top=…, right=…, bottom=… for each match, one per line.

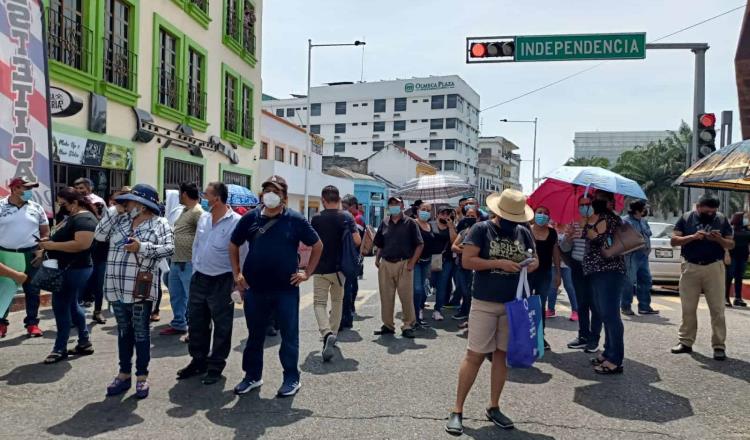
left=560, top=223, right=586, bottom=262
left=95, top=206, right=174, bottom=303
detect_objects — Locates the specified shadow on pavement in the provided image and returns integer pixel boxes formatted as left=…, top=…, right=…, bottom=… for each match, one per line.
left=0, top=360, right=71, bottom=385
left=300, top=349, right=359, bottom=375
left=464, top=425, right=554, bottom=440
left=372, top=335, right=427, bottom=355
left=620, top=314, right=674, bottom=327
left=506, top=365, right=553, bottom=385
left=335, top=329, right=363, bottom=343
left=47, top=394, right=144, bottom=437
left=691, top=352, right=750, bottom=383
left=150, top=329, right=189, bottom=359
left=0, top=329, right=58, bottom=347
left=544, top=318, right=578, bottom=332
left=545, top=351, right=693, bottom=423
left=205, top=393, right=313, bottom=440
left=167, top=379, right=236, bottom=418
left=232, top=335, right=281, bottom=354
left=352, top=313, right=373, bottom=322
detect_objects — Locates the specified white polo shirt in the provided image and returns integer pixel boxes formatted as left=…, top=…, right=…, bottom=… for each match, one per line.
left=0, top=197, right=49, bottom=249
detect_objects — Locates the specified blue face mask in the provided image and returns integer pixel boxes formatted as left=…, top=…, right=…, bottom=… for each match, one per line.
left=534, top=213, right=549, bottom=226
left=418, top=211, right=430, bottom=221
left=388, top=206, right=402, bottom=216
left=21, top=190, right=33, bottom=202
left=579, top=205, right=593, bottom=217
left=465, top=204, right=476, bottom=211
left=200, top=199, right=209, bottom=211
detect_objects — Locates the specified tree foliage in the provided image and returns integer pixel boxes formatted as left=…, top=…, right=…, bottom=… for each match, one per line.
left=565, top=156, right=611, bottom=168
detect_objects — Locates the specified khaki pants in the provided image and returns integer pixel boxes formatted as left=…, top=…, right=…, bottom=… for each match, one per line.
left=313, top=273, right=344, bottom=337
left=377, top=260, right=415, bottom=331
left=678, top=261, right=726, bottom=349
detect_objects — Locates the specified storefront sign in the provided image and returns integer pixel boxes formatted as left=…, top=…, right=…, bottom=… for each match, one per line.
left=49, top=86, right=83, bottom=117
left=404, top=80, right=455, bottom=93
left=53, top=132, right=132, bottom=170
left=1, top=1, right=53, bottom=216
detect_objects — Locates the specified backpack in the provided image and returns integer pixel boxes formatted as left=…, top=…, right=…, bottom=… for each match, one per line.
left=340, top=214, right=361, bottom=278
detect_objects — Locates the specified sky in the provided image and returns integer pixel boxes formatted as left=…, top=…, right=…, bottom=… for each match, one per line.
left=261, top=0, right=747, bottom=191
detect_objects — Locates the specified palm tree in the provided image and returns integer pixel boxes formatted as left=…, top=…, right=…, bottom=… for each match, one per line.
left=565, top=156, right=611, bottom=168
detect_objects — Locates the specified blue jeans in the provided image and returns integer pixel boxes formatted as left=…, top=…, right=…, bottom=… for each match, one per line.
left=435, top=258, right=456, bottom=313
left=1, top=250, right=41, bottom=326
left=242, top=289, right=300, bottom=384
left=455, top=267, right=473, bottom=316
left=413, top=259, right=431, bottom=318
left=341, top=275, right=358, bottom=328
left=621, top=252, right=652, bottom=311
left=590, top=271, right=626, bottom=366
left=570, top=261, right=601, bottom=345
left=529, top=268, right=552, bottom=332
left=112, top=300, right=153, bottom=376
left=725, top=253, right=748, bottom=300
left=84, top=261, right=106, bottom=312
left=168, top=262, right=192, bottom=331
left=52, top=267, right=92, bottom=353
left=548, top=266, right=578, bottom=312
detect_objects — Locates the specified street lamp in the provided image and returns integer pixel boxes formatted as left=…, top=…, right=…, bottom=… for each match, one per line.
left=304, top=39, right=366, bottom=218
left=500, top=118, right=538, bottom=190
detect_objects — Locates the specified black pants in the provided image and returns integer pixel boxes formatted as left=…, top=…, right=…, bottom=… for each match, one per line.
left=569, top=260, right=601, bottom=345
left=188, top=271, right=235, bottom=373
left=725, top=252, right=748, bottom=301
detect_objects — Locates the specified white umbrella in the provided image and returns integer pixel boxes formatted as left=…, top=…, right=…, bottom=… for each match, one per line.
left=396, top=174, right=473, bottom=201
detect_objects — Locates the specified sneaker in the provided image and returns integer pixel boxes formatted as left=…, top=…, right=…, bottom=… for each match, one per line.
left=584, top=344, right=599, bottom=353
left=135, top=379, right=149, bottom=399
left=106, top=377, right=132, bottom=397
left=149, top=313, right=160, bottom=322
left=373, top=325, right=396, bottom=336
left=159, top=326, right=187, bottom=336
left=180, top=333, right=190, bottom=343
left=445, top=412, right=464, bottom=436
left=415, top=319, right=431, bottom=329
left=621, top=307, right=635, bottom=316
left=0, top=323, right=7, bottom=338
left=452, top=313, right=468, bottom=321
left=402, top=328, right=416, bottom=339
left=432, top=311, right=444, bottom=321
left=177, top=362, right=207, bottom=380
left=234, top=377, right=263, bottom=395
left=458, top=321, right=469, bottom=329
left=277, top=380, right=301, bottom=397
left=670, top=343, right=693, bottom=354
left=92, top=312, right=107, bottom=324
left=638, top=307, right=660, bottom=315
left=725, top=299, right=733, bottom=308
left=734, top=299, right=748, bottom=307
left=569, top=311, right=579, bottom=322
left=26, top=324, right=43, bottom=338
left=567, top=337, right=587, bottom=349
left=322, top=332, right=336, bottom=362
left=545, top=309, right=556, bottom=318
left=485, top=407, right=514, bottom=429
left=713, top=348, right=727, bottom=361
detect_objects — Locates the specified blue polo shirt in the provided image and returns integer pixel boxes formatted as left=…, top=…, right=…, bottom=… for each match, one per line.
left=231, top=207, right=320, bottom=293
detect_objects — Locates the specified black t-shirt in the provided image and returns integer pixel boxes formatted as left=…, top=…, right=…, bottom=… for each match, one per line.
left=373, top=216, right=424, bottom=261
left=311, top=209, right=355, bottom=274
left=534, top=227, right=558, bottom=272
left=49, top=211, right=98, bottom=268
left=463, top=220, right=535, bottom=303
left=675, top=211, right=732, bottom=264
left=416, top=222, right=447, bottom=261
left=431, top=221, right=452, bottom=259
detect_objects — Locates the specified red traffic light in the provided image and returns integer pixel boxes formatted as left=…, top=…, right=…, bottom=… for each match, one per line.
left=699, top=113, right=716, bottom=127
left=470, top=43, right=486, bottom=58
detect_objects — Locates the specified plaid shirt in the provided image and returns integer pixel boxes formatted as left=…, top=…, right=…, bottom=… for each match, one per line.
left=95, top=206, right=174, bottom=303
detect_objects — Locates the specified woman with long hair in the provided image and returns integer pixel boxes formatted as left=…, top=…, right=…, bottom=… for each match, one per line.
left=529, top=205, right=560, bottom=350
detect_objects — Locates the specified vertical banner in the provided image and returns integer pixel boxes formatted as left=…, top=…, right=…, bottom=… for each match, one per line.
left=0, top=0, right=54, bottom=216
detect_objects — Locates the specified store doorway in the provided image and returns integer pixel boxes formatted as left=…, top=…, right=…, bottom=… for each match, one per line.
left=54, top=163, right=130, bottom=200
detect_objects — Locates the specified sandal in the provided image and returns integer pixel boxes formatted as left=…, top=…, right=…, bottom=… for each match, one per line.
left=590, top=357, right=606, bottom=366
left=92, top=312, right=107, bottom=324
left=44, top=352, right=68, bottom=364
left=150, top=313, right=161, bottom=322
left=594, top=363, right=624, bottom=375
left=68, top=342, right=95, bottom=356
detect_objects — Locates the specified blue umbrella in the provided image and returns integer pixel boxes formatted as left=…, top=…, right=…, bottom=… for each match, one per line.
left=543, top=166, right=647, bottom=200
left=227, top=184, right=259, bottom=207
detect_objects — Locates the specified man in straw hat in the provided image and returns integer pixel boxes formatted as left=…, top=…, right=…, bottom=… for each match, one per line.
left=446, top=189, right=538, bottom=436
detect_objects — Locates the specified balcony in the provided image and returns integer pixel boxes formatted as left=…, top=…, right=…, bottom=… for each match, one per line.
left=187, top=86, right=206, bottom=120
left=190, top=0, right=209, bottom=12
left=47, top=8, right=93, bottom=74
left=242, top=114, right=254, bottom=140
left=103, top=37, right=138, bottom=92
left=156, top=69, right=183, bottom=111
left=224, top=105, right=238, bottom=133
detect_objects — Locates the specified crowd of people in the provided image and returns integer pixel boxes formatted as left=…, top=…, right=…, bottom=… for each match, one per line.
left=0, top=174, right=746, bottom=436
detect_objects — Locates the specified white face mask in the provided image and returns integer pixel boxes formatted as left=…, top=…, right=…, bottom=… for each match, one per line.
left=263, top=192, right=282, bottom=209
left=128, top=206, right=141, bottom=219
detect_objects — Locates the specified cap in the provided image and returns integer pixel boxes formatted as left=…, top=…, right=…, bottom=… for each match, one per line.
left=8, top=176, right=39, bottom=189
left=438, top=206, right=454, bottom=213
left=387, top=196, right=402, bottom=204
left=262, top=175, right=288, bottom=193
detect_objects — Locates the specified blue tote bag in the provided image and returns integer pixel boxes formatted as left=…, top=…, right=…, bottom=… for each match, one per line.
left=505, top=267, right=544, bottom=368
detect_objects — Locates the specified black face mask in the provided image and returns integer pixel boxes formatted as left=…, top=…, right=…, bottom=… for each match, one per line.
left=592, top=199, right=608, bottom=214
left=498, top=218, right=518, bottom=233
left=463, top=217, right=477, bottom=227
left=699, top=211, right=716, bottom=224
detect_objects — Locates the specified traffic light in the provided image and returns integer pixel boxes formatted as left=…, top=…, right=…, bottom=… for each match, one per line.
left=697, top=113, right=717, bottom=159
left=469, top=41, right=515, bottom=59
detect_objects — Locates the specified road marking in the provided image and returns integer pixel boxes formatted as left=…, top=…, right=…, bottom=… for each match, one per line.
left=656, top=295, right=712, bottom=310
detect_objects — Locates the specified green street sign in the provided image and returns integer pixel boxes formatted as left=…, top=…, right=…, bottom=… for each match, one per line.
left=514, top=33, right=646, bottom=62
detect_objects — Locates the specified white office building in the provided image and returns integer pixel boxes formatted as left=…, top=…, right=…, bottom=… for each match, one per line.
left=263, top=75, right=482, bottom=186
left=477, top=136, right=522, bottom=207
left=573, top=130, right=672, bottom=165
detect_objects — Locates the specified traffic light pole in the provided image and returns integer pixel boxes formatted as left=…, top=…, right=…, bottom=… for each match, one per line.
left=645, top=43, right=708, bottom=212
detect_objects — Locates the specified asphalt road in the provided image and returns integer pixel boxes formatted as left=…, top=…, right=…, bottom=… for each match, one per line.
left=1, top=259, right=749, bottom=440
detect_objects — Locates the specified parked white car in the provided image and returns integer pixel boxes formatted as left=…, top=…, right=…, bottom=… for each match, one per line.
left=648, top=222, right=681, bottom=284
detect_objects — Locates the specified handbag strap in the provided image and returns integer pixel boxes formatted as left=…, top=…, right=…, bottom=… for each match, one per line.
left=515, top=266, right=530, bottom=300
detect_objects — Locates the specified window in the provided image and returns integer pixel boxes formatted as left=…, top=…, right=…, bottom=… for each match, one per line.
left=421, top=119, right=428, bottom=123
left=430, top=118, right=444, bottom=130
left=334, top=142, right=346, bottom=153
left=223, top=0, right=257, bottom=66
left=164, top=158, right=203, bottom=192
left=352, top=142, right=358, bottom=145
left=335, top=101, right=347, bottom=115
left=393, top=140, right=406, bottom=147
left=431, top=95, right=445, bottom=109
left=412, top=99, right=418, bottom=103
left=223, top=170, right=251, bottom=187
left=241, top=83, right=254, bottom=140
left=260, top=141, right=268, bottom=159
left=373, top=141, right=385, bottom=152
left=103, top=0, right=135, bottom=92
left=374, top=99, right=386, bottom=113
left=444, top=160, right=456, bottom=171
left=286, top=108, right=295, bottom=117
left=275, top=108, right=284, bottom=117
left=394, top=97, right=407, bottom=112
left=335, top=123, right=346, bottom=134
left=445, top=139, right=456, bottom=150
left=225, top=0, right=240, bottom=42
left=410, top=140, right=417, bottom=144
left=429, top=160, right=442, bottom=170
left=430, top=139, right=443, bottom=150
left=393, top=121, right=406, bottom=131
left=353, top=103, right=359, bottom=107
left=362, top=103, right=368, bottom=107
left=361, top=122, right=368, bottom=126
left=410, top=120, right=417, bottom=123
left=311, top=103, right=321, bottom=116
left=186, top=47, right=205, bottom=120
left=158, top=29, right=179, bottom=109
left=290, top=151, right=299, bottom=166
left=352, top=123, right=359, bottom=126
left=223, top=73, right=237, bottom=133
left=275, top=146, right=284, bottom=162
left=310, top=125, right=321, bottom=134
left=446, top=118, right=457, bottom=129
left=48, top=0, right=90, bottom=72
left=221, top=64, right=254, bottom=145
left=447, top=94, right=458, bottom=109
left=374, top=121, right=385, bottom=132
left=242, top=0, right=257, bottom=56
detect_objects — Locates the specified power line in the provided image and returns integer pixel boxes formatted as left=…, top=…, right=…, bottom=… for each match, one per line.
left=479, top=3, right=747, bottom=113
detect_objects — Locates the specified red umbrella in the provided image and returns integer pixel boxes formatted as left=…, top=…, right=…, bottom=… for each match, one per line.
left=528, top=179, right=625, bottom=225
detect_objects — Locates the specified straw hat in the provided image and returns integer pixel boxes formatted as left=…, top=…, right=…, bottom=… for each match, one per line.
left=486, top=189, right=534, bottom=223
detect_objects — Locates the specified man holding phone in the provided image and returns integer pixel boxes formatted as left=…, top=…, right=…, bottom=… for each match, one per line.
left=671, top=194, right=734, bottom=361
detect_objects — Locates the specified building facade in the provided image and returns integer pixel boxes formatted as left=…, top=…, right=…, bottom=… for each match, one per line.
left=325, top=167, right=388, bottom=227
left=262, top=75, right=481, bottom=187
left=44, top=0, right=261, bottom=200
left=573, top=130, right=671, bottom=165
left=477, top=136, right=521, bottom=206
left=364, top=143, right=436, bottom=188
left=259, top=111, right=352, bottom=217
